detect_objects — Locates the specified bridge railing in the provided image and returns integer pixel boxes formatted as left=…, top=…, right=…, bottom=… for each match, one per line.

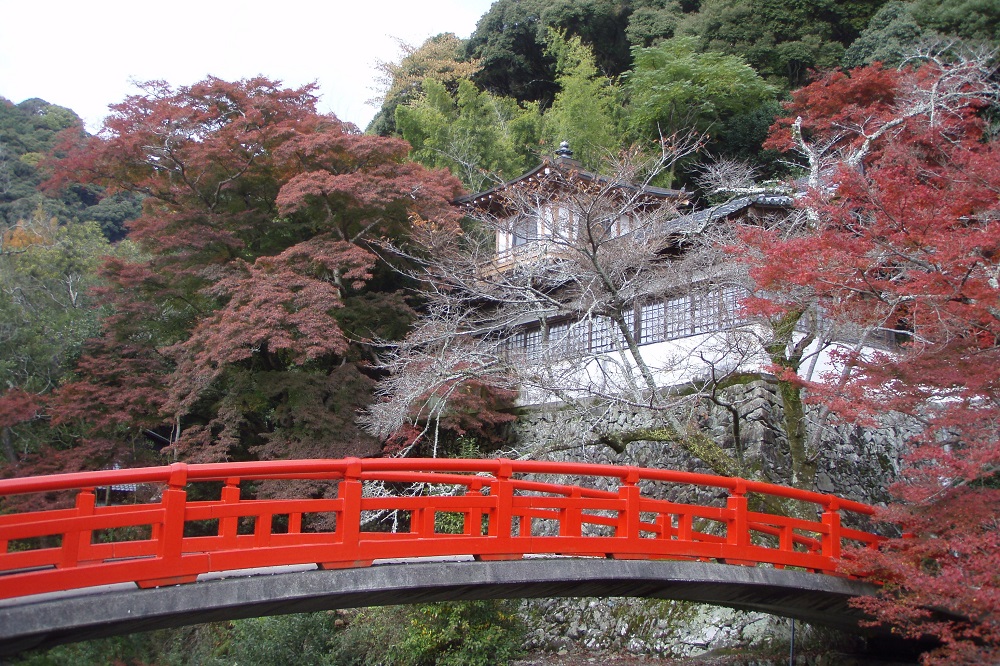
left=0, top=458, right=884, bottom=600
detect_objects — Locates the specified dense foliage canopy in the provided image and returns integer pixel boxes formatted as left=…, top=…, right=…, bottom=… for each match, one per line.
left=2, top=77, right=463, bottom=482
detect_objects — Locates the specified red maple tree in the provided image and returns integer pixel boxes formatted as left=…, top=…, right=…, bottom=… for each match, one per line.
left=15, top=77, right=465, bottom=478
left=745, top=58, right=1000, bottom=662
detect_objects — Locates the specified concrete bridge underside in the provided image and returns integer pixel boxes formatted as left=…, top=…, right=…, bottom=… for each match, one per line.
left=0, top=558, right=883, bottom=656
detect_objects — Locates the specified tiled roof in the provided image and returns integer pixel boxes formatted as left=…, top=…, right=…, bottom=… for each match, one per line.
left=660, top=193, right=794, bottom=236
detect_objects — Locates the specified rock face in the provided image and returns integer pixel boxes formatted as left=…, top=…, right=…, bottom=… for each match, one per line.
left=523, top=597, right=793, bottom=658
left=510, top=378, right=910, bottom=659
left=513, top=379, right=908, bottom=505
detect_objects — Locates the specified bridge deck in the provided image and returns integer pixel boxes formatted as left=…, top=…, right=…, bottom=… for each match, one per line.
left=0, top=558, right=880, bottom=656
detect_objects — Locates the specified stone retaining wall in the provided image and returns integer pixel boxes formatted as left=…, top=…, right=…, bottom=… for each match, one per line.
left=510, top=379, right=910, bottom=658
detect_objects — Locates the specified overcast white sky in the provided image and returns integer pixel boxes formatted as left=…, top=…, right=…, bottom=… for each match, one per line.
left=0, top=0, right=495, bottom=132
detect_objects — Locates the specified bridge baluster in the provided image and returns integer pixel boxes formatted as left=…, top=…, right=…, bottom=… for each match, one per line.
left=559, top=486, right=583, bottom=538
left=677, top=512, right=693, bottom=542
left=726, top=481, right=750, bottom=551
left=476, top=459, right=521, bottom=561
left=160, top=464, right=187, bottom=561
left=60, top=487, right=95, bottom=569
left=219, top=478, right=240, bottom=550
left=656, top=510, right=673, bottom=541
left=822, top=500, right=842, bottom=563
left=464, top=479, right=485, bottom=537
left=615, top=468, right=641, bottom=541
left=137, top=462, right=199, bottom=589
left=319, top=457, right=370, bottom=569
left=254, top=511, right=273, bottom=548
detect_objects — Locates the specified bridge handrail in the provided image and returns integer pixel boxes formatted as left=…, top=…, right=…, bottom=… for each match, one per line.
left=0, top=458, right=875, bottom=515
left=0, top=458, right=886, bottom=602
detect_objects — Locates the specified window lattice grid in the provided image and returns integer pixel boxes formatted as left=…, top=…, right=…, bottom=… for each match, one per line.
left=512, top=216, right=538, bottom=247
left=664, top=294, right=693, bottom=339
left=546, top=321, right=572, bottom=356
left=589, top=317, right=617, bottom=353
left=504, top=330, right=526, bottom=357
left=524, top=327, right=543, bottom=358
left=690, top=291, right=717, bottom=335
left=639, top=301, right=665, bottom=344
left=717, top=286, right=744, bottom=328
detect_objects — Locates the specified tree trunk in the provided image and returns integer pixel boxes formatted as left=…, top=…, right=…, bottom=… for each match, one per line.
left=2, top=426, right=16, bottom=465
left=776, top=379, right=816, bottom=489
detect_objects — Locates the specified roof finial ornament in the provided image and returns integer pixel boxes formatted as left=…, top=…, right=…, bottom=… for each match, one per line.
left=555, top=140, right=573, bottom=159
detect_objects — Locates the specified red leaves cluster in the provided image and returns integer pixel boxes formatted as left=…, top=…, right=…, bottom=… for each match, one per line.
left=24, top=76, right=465, bottom=472
left=0, top=389, right=41, bottom=430
left=749, top=61, right=1000, bottom=660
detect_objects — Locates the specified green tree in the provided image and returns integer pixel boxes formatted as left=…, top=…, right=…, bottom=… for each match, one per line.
left=368, top=33, right=480, bottom=136
left=912, top=0, right=1000, bottom=43
left=542, top=31, right=624, bottom=170
left=627, top=37, right=775, bottom=137
left=465, top=0, right=634, bottom=104
left=675, top=0, right=889, bottom=86
left=465, top=0, right=558, bottom=103
left=0, top=211, right=121, bottom=466
left=842, top=1, right=928, bottom=68
left=625, top=0, right=688, bottom=47
left=626, top=37, right=776, bottom=182
left=0, top=97, right=141, bottom=240
left=396, top=78, right=541, bottom=191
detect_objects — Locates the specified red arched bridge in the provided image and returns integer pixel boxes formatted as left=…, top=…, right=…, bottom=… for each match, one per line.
left=0, top=458, right=888, bottom=655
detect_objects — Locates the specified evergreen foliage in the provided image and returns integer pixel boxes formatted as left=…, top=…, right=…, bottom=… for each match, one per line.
left=395, top=78, right=541, bottom=191
left=0, top=97, right=139, bottom=241
left=541, top=30, right=624, bottom=170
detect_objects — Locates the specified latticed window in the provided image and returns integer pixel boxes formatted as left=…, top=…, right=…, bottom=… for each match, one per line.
left=639, top=301, right=665, bottom=344
left=716, top=286, right=743, bottom=328
left=501, top=286, right=747, bottom=358
left=505, top=329, right=525, bottom=356
left=589, top=316, right=618, bottom=353
left=691, top=290, right=717, bottom=335
left=512, top=216, right=538, bottom=247
left=665, top=294, right=693, bottom=338
left=546, top=321, right=572, bottom=356
left=524, top=327, right=543, bottom=358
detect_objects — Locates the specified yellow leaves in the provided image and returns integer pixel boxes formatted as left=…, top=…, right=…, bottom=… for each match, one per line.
left=410, top=212, right=460, bottom=234
left=1, top=209, right=58, bottom=251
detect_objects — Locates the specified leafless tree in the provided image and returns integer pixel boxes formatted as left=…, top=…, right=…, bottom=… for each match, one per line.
left=363, top=136, right=792, bottom=478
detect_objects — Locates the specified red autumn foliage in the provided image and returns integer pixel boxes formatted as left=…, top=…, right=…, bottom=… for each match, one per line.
left=748, top=60, right=1000, bottom=662
left=0, top=389, right=41, bottom=430
left=23, top=76, right=464, bottom=476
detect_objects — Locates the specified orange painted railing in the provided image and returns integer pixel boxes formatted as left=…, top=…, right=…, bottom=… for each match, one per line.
left=0, top=459, right=884, bottom=601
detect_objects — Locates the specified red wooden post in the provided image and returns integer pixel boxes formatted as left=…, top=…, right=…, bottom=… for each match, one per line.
left=137, top=463, right=197, bottom=588
left=727, top=481, right=750, bottom=551
left=419, top=498, right=437, bottom=536
left=616, top=468, right=641, bottom=541
left=464, top=479, right=484, bottom=536
left=319, top=458, right=370, bottom=569
left=60, top=487, right=95, bottom=569
left=337, top=458, right=363, bottom=546
left=822, top=500, right=842, bottom=563
left=493, top=459, right=514, bottom=540
left=254, top=510, right=273, bottom=548
left=219, top=477, right=240, bottom=549
left=656, top=511, right=674, bottom=540
left=559, top=486, right=583, bottom=537
left=159, top=463, right=188, bottom=562
left=677, top=512, right=693, bottom=542
left=476, top=459, right=522, bottom=560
